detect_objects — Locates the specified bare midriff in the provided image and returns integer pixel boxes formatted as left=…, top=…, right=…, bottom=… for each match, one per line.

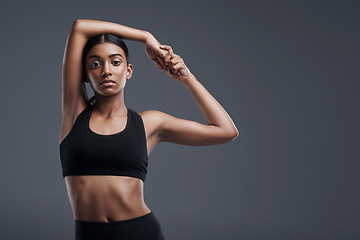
left=64, top=175, right=151, bottom=222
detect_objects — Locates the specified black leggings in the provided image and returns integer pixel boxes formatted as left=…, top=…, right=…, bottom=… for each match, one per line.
left=75, top=211, right=165, bottom=240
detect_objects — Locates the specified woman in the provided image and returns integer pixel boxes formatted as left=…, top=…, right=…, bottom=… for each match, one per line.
left=59, top=19, right=239, bottom=240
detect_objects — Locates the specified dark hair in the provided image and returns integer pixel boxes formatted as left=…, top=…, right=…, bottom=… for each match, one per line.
left=82, top=33, right=130, bottom=106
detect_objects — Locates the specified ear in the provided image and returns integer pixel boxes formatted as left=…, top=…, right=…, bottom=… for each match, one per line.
left=126, top=64, right=133, bottom=80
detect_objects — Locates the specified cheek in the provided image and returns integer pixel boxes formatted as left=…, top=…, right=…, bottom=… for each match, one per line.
left=115, top=66, right=128, bottom=74
left=87, top=69, right=103, bottom=79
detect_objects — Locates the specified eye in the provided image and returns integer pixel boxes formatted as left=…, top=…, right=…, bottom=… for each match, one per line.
left=113, top=60, right=121, bottom=65
left=91, top=61, right=101, bottom=68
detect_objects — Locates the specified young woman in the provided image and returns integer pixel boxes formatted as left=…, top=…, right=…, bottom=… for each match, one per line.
left=59, top=19, right=239, bottom=240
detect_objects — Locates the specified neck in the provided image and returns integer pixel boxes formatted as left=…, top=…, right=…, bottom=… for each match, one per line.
left=92, top=92, right=127, bottom=117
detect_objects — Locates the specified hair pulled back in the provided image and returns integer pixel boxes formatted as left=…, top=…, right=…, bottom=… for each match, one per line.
left=82, top=34, right=130, bottom=106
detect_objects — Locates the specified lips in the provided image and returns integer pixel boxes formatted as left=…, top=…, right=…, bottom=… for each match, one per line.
left=101, top=79, right=116, bottom=85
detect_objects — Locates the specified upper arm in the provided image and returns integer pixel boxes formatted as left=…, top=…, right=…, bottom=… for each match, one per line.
left=150, top=110, right=238, bottom=146
left=62, top=20, right=88, bottom=117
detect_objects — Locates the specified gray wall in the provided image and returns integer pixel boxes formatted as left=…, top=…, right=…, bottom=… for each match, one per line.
left=0, top=0, right=359, bottom=239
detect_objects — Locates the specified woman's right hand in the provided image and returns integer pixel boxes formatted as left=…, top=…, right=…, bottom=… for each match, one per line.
left=145, top=33, right=167, bottom=70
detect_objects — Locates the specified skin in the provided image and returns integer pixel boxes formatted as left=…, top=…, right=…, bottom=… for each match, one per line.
left=60, top=19, right=239, bottom=222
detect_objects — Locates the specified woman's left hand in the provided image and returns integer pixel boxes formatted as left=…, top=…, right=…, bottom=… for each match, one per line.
left=145, top=33, right=167, bottom=70
left=158, top=45, right=193, bottom=83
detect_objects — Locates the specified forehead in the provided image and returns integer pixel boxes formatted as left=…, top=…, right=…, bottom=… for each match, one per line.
left=87, top=42, right=125, bottom=58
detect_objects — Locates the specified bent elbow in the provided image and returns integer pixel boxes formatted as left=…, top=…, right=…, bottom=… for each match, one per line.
left=72, top=19, right=81, bottom=28
left=72, top=19, right=88, bottom=32
left=222, top=129, right=240, bottom=143
left=229, top=129, right=240, bottom=141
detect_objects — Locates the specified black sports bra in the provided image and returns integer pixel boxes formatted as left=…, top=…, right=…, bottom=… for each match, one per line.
left=59, top=104, right=149, bottom=182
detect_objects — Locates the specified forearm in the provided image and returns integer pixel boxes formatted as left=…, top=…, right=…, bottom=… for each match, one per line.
left=182, top=75, right=239, bottom=136
left=73, top=19, right=150, bottom=43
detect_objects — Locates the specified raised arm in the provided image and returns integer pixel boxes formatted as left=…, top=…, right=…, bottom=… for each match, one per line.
left=142, top=45, right=239, bottom=146
left=74, top=19, right=149, bottom=42
left=61, top=19, right=167, bottom=145
left=62, top=19, right=163, bottom=117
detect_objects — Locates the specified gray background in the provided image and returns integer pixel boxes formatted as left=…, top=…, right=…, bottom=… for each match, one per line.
left=0, top=0, right=359, bottom=239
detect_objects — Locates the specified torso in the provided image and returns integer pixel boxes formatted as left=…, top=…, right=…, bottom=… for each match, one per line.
left=64, top=175, right=151, bottom=222
left=60, top=104, right=159, bottom=222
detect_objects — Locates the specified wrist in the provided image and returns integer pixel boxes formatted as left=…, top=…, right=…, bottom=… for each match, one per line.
left=142, top=31, right=153, bottom=44
left=181, top=73, right=197, bottom=86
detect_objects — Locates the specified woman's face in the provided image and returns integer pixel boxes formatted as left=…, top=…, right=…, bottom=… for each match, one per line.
left=85, top=42, right=133, bottom=97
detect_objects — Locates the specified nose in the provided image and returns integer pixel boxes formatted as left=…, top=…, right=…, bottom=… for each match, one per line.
left=101, top=62, right=112, bottom=77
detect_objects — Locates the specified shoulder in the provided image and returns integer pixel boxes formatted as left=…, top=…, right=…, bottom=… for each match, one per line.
left=138, top=109, right=166, bottom=127
left=137, top=109, right=174, bottom=137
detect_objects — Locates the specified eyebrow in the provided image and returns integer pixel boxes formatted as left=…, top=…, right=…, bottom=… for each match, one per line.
left=89, top=53, right=123, bottom=59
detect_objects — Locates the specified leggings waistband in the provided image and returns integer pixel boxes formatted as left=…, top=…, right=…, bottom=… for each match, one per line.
left=74, top=210, right=165, bottom=240
left=75, top=211, right=153, bottom=224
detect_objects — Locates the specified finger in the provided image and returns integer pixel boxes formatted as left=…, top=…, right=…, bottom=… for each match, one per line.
left=171, top=61, right=184, bottom=74
left=154, top=58, right=163, bottom=70
left=163, top=63, right=172, bottom=74
left=157, top=48, right=168, bottom=59
left=158, top=57, right=166, bottom=70
left=169, top=56, right=182, bottom=70
left=166, top=53, right=179, bottom=66
left=161, top=46, right=178, bottom=65
left=169, top=60, right=177, bottom=70
left=159, top=58, right=166, bottom=69
left=165, top=53, right=172, bottom=65
left=160, top=45, right=174, bottom=55
left=168, top=51, right=179, bottom=60
left=164, top=65, right=172, bottom=76
left=170, top=55, right=181, bottom=67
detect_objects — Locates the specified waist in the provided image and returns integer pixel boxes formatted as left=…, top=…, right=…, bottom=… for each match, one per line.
left=65, top=175, right=149, bottom=222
